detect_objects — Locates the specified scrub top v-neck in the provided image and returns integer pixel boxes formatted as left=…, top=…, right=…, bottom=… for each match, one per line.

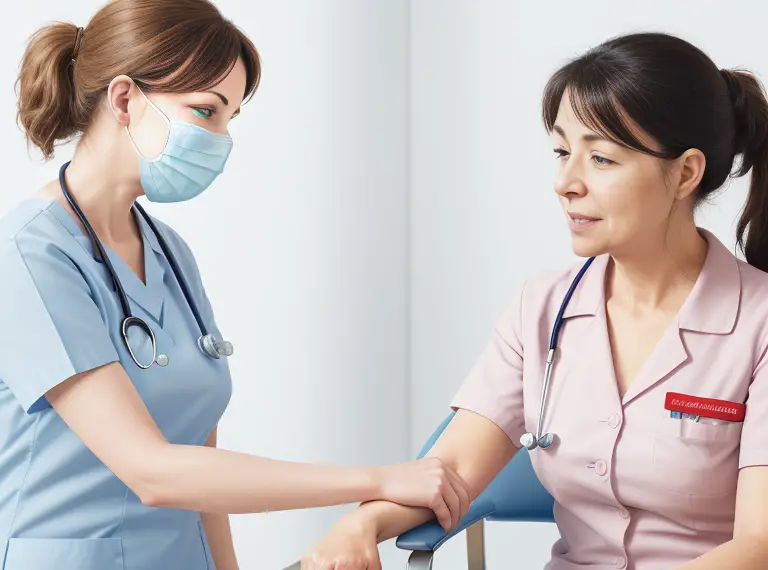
left=0, top=197, right=232, bottom=570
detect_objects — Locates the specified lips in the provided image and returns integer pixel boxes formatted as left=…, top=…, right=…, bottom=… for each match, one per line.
left=568, top=212, right=601, bottom=222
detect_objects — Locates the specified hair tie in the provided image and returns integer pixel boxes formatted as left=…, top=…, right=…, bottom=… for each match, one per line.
left=72, top=27, right=84, bottom=61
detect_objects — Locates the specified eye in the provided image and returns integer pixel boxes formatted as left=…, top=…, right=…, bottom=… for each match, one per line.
left=192, top=107, right=215, bottom=119
left=553, top=148, right=570, bottom=160
left=592, top=154, right=615, bottom=166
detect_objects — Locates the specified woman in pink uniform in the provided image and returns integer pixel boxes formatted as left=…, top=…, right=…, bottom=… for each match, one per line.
left=301, top=32, right=768, bottom=570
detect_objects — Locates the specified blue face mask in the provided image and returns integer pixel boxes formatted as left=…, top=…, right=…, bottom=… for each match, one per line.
left=125, top=87, right=234, bottom=203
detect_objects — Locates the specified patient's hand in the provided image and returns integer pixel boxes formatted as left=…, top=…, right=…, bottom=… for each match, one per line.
left=301, top=517, right=380, bottom=570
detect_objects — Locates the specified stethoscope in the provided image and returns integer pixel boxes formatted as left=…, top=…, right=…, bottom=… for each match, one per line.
left=520, top=256, right=595, bottom=451
left=58, top=161, right=234, bottom=369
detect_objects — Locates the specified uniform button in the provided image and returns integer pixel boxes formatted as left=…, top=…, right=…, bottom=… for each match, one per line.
left=156, top=354, right=169, bottom=367
left=618, top=507, right=629, bottom=519
left=608, top=413, right=622, bottom=429
left=617, top=555, right=627, bottom=568
left=594, top=460, right=607, bottom=476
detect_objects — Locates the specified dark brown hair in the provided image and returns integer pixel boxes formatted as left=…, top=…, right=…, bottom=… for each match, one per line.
left=16, top=0, right=261, bottom=161
left=542, top=32, right=768, bottom=272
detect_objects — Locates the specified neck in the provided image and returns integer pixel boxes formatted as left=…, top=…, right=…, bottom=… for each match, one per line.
left=606, top=223, right=708, bottom=312
left=60, top=130, right=142, bottom=243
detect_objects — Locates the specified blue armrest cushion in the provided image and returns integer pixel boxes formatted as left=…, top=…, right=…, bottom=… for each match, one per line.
left=395, top=498, right=496, bottom=552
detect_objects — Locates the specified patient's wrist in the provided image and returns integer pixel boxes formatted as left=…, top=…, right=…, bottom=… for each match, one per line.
left=334, top=507, right=379, bottom=538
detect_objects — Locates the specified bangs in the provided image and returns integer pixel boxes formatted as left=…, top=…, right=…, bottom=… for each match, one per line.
left=138, top=22, right=261, bottom=103
left=542, top=61, right=664, bottom=158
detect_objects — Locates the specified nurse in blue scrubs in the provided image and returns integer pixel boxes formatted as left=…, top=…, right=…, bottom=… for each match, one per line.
left=0, top=2, right=470, bottom=570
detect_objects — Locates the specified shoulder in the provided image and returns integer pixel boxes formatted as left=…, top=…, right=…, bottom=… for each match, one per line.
left=519, top=256, right=599, bottom=309
left=0, top=198, right=76, bottom=262
left=736, top=259, right=768, bottom=302
left=735, top=259, right=768, bottom=334
left=496, top=256, right=600, bottom=333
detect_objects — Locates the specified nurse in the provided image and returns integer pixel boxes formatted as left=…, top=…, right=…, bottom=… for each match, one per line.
left=302, top=32, right=768, bottom=570
left=0, top=1, right=471, bottom=570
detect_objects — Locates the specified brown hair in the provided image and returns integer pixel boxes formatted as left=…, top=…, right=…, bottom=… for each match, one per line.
left=542, top=32, right=768, bottom=272
left=16, top=0, right=261, bottom=161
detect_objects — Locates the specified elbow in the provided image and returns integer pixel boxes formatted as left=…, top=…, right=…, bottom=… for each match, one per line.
left=138, top=489, right=166, bottom=508
left=122, top=445, right=175, bottom=508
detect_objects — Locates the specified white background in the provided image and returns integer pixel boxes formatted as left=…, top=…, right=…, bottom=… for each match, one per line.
left=3, top=1, right=763, bottom=569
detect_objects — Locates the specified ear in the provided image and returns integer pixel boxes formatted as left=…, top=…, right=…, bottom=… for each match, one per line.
left=675, top=148, right=707, bottom=201
left=106, top=75, right=142, bottom=127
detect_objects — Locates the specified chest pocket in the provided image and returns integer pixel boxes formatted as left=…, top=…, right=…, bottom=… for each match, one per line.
left=652, top=413, right=741, bottom=497
left=3, top=537, right=123, bottom=570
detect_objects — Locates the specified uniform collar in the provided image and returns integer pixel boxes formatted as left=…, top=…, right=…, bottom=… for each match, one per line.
left=562, top=228, right=741, bottom=335
left=44, top=198, right=167, bottom=322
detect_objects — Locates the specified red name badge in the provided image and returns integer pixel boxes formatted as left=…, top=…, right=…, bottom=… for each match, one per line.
left=665, top=392, right=746, bottom=422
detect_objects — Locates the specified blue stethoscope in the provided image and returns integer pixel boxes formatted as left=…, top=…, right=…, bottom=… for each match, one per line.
left=58, top=161, right=233, bottom=369
left=520, top=256, right=595, bottom=451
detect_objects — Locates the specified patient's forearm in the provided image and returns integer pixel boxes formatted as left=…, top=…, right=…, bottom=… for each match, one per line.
left=350, top=500, right=436, bottom=543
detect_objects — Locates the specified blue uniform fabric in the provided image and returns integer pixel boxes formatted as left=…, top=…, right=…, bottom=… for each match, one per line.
left=0, top=197, right=232, bottom=570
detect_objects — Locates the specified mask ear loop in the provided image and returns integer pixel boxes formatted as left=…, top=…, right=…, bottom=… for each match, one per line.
left=124, top=83, right=172, bottom=164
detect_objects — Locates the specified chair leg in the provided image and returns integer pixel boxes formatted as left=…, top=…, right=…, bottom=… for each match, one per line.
left=407, top=550, right=434, bottom=570
left=466, top=519, right=486, bottom=570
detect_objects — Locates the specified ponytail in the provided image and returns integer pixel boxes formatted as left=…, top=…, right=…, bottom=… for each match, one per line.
left=724, top=69, right=768, bottom=273
left=15, top=22, right=82, bottom=160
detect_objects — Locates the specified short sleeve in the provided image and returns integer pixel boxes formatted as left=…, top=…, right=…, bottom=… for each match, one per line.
left=0, top=237, right=119, bottom=414
left=450, top=281, right=527, bottom=447
left=739, top=344, right=768, bottom=468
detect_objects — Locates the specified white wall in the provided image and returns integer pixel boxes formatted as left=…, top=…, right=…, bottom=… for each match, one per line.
left=409, top=1, right=761, bottom=569
left=3, top=1, right=411, bottom=569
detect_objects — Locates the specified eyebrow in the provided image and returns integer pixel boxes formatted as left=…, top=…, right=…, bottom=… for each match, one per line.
left=204, top=90, right=241, bottom=117
left=206, top=90, right=229, bottom=106
left=553, top=124, right=610, bottom=144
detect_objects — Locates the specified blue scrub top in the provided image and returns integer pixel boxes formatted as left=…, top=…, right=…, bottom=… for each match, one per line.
left=0, top=197, right=232, bottom=570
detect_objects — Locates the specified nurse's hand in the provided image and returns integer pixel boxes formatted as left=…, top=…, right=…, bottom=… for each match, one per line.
left=376, top=457, right=470, bottom=531
left=301, top=517, right=380, bottom=570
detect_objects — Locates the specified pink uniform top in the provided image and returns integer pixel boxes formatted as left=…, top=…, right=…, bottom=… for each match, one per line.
left=451, top=229, right=768, bottom=569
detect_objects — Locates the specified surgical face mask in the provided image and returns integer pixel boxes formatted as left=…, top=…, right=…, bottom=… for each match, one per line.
left=125, top=87, right=234, bottom=203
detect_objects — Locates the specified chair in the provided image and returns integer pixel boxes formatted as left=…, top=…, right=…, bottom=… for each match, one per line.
left=395, top=411, right=555, bottom=569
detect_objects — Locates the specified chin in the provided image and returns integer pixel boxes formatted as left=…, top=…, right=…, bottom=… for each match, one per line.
left=570, top=234, right=608, bottom=258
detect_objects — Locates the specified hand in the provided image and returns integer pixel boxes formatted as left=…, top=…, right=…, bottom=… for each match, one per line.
left=375, top=456, right=470, bottom=531
left=301, top=518, right=380, bottom=570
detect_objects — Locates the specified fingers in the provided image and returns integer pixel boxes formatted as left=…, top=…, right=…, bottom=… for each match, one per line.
left=430, top=491, right=453, bottom=532
left=303, top=553, right=378, bottom=570
left=425, top=456, right=470, bottom=531
left=366, top=551, right=383, bottom=570
left=445, top=464, right=471, bottom=520
left=439, top=468, right=461, bottom=530
left=440, top=469, right=472, bottom=526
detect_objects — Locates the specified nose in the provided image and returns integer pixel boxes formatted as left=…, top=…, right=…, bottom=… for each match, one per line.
left=554, top=161, right=587, bottom=199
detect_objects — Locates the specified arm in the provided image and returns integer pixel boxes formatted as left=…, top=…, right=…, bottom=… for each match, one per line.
left=301, top=409, right=517, bottom=569
left=675, top=466, right=768, bottom=569
left=201, top=426, right=240, bottom=570
left=46, top=362, right=467, bottom=523
left=370, top=409, right=517, bottom=542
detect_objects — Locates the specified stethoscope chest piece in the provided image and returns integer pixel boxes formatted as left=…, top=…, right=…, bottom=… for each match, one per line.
left=520, top=431, right=556, bottom=451
left=198, top=334, right=234, bottom=359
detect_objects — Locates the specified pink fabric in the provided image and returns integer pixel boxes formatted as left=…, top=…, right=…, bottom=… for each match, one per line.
left=451, top=229, right=768, bottom=569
